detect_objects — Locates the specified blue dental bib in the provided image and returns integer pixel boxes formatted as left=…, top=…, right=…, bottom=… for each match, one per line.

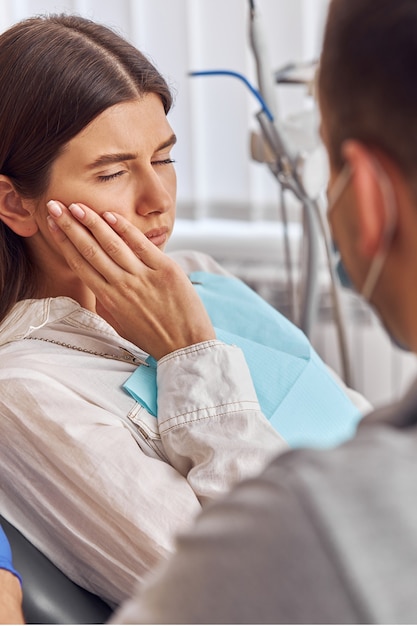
left=124, top=272, right=362, bottom=448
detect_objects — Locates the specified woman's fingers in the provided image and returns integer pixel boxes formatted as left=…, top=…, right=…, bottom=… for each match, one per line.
left=46, top=200, right=216, bottom=358
left=47, top=201, right=142, bottom=277
left=47, top=202, right=112, bottom=290
left=102, top=211, right=164, bottom=271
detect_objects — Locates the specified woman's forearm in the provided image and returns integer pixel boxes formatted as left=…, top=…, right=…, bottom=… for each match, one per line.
left=0, top=570, right=24, bottom=625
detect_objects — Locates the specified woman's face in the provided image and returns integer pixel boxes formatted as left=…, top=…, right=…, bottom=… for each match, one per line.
left=37, top=94, right=177, bottom=250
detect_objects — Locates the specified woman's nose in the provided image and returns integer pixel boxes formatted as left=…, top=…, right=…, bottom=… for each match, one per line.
left=135, top=168, right=175, bottom=216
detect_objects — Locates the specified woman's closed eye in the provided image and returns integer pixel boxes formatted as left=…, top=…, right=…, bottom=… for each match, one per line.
left=98, top=159, right=175, bottom=182
left=98, top=170, right=126, bottom=183
left=151, top=158, right=176, bottom=166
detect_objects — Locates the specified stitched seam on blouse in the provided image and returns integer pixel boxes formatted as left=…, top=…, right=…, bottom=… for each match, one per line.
left=160, top=406, right=260, bottom=433
left=159, top=340, right=226, bottom=365
left=160, top=400, right=260, bottom=429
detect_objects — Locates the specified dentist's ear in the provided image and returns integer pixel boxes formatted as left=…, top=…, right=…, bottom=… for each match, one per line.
left=342, top=141, right=396, bottom=258
left=0, top=175, right=38, bottom=236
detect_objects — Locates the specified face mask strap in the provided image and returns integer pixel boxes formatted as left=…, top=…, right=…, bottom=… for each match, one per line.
left=361, top=158, right=397, bottom=301
left=327, top=163, right=352, bottom=215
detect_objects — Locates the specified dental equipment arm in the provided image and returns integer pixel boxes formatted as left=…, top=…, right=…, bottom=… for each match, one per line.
left=189, top=1, right=352, bottom=385
left=248, top=0, right=320, bottom=339
left=248, top=0, right=352, bottom=386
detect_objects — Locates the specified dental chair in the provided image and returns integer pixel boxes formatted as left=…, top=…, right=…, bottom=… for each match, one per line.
left=0, top=515, right=113, bottom=624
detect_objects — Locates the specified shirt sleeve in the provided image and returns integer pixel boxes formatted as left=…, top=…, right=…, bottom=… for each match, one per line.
left=0, top=525, right=21, bottom=585
left=157, top=340, right=287, bottom=505
left=110, top=450, right=360, bottom=625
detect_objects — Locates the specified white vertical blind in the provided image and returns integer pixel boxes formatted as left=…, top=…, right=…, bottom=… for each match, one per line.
left=0, top=0, right=329, bottom=217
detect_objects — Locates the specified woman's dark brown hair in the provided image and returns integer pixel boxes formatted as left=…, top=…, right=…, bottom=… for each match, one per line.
left=319, top=0, right=417, bottom=174
left=0, top=13, right=173, bottom=322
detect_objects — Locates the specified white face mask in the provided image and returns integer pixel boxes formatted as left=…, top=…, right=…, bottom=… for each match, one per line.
left=327, top=160, right=397, bottom=303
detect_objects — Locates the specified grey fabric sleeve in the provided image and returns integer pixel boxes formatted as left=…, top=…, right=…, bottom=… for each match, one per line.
left=111, top=450, right=360, bottom=624
left=112, top=391, right=417, bottom=624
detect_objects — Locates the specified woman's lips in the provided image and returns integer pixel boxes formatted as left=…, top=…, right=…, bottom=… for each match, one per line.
left=145, top=227, right=169, bottom=247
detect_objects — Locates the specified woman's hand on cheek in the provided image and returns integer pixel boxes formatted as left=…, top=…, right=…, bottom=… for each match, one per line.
left=46, top=200, right=216, bottom=359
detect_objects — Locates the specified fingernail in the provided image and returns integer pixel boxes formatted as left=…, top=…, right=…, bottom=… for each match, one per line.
left=103, top=211, right=117, bottom=224
left=46, top=215, right=59, bottom=231
left=47, top=200, right=62, bottom=217
left=68, top=203, right=85, bottom=219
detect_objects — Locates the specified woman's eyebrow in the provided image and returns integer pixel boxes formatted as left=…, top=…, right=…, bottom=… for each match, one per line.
left=87, top=152, right=138, bottom=170
left=157, top=133, right=177, bottom=151
left=86, top=134, right=177, bottom=170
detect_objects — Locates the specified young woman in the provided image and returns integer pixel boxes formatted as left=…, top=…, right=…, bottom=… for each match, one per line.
left=0, top=13, right=368, bottom=607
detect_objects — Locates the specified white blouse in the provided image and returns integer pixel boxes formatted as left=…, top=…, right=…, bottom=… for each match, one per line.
left=0, top=250, right=286, bottom=607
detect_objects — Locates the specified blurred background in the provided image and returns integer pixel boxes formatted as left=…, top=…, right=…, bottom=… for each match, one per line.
left=2, top=0, right=416, bottom=407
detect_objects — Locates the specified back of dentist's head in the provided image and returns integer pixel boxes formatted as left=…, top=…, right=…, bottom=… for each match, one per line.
left=318, top=0, right=417, bottom=190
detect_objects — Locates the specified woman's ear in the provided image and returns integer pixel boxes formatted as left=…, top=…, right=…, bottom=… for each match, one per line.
left=0, top=175, right=38, bottom=237
left=342, top=141, right=392, bottom=258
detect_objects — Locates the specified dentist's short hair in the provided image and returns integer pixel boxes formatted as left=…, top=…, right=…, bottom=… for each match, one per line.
left=319, top=0, right=417, bottom=178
